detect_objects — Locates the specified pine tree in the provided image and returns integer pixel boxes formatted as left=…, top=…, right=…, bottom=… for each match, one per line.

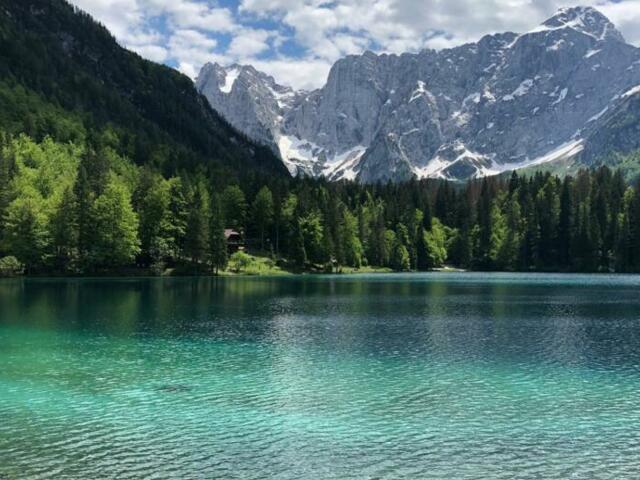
left=339, top=209, right=363, bottom=268
left=167, top=178, right=189, bottom=262
left=496, top=197, right=522, bottom=271
left=416, top=226, right=432, bottom=271
left=630, top=189, right=640, bottom=271
left=476, top=179, right=493, bottom=268
left=536, top=177, right=560, bottom=269
left=49, top=185, right=78, bottom=272
left=558, top=177, right=573, bottom=270
left=292, top=219, right=307, bottom=269
left=73, top=163, right=94, bottom=264
left=184, top=181, right=210, bottom=268
left=222, top=185, right=247, bottom=231
left=209, top=194, right=228, bottom=275
left=252, top=186, right=274, bottom=251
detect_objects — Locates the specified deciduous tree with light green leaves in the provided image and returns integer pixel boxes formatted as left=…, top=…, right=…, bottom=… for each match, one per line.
left=88, top=177, right=140, bottom=270
left=3, top=198, right=47, bottom=273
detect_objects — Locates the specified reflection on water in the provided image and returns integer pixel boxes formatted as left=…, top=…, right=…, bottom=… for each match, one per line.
left=1, top=274, right=640, bottom=479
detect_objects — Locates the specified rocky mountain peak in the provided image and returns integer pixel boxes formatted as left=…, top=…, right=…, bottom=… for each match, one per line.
left=537, top=6, right=624, bottom=43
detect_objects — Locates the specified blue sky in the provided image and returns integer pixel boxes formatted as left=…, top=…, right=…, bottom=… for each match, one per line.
left=69, top=0, right=640, bottom=90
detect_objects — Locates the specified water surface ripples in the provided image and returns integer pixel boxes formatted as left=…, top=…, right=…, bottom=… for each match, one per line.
left=1, top=274, right=640, bottom=479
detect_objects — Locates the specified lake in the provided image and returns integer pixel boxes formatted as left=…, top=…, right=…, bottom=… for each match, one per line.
left=1, top=273, right=640, bottom=479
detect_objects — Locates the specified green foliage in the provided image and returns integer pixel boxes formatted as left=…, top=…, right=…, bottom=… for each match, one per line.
left=292, top=219, right=307, bottom=269
left=0, top=256, right=23, bottom=277
left=135, top=168, right=172, bottom=267
left=49, top=186, right=78, bottom=272
left=339, top=208, right=363, bottom=268
left=252, top=186, right=274, bottom=250
left=3, top=197, right=47, bottom=272
left=209, top=195, right=228, bottom=275
left=494, top=197, right=523, bottom=271
left=184, top=180, right=210, bottom=267
left=0, top=132, right=638, bottom=275
left=222, top=185, right=247, bottom=231
left=391, top=239, right=411, bottom=272
left=300, top=210, right=326, bottom=264
left=229, top=251, right=252, bottom=273
left=88, top=176, right=140, bottom=269
left=425, top=218, right=448, bottom=268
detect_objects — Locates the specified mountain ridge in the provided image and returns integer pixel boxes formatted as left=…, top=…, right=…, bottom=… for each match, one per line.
left=0, top=0, right=287, bottom=178
left=197, top=6, right=640, bottom=183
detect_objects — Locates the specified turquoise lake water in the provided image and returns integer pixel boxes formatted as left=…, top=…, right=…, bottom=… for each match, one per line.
left=1, top=273, right=640, bottom=479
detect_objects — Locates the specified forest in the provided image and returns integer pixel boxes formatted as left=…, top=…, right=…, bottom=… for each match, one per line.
left=1, top=131, right=640, bottom=276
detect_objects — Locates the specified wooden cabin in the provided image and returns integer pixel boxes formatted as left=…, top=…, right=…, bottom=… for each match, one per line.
left=224, top=229, right=244, bottom=253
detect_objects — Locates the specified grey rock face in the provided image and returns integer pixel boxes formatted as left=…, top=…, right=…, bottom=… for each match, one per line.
left=580, top=86, right=640, bottom=166
left=196, top=6, right=640, bottom=183
left=196, top=63, right=297, bottom=154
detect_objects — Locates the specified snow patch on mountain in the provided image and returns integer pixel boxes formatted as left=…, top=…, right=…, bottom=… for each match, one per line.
left=622, top=85, right=640, bottom=98
left=220, top=67, right=240, bottom=94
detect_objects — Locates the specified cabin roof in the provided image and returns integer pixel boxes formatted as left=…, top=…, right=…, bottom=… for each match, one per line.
left=224, top=229, right=242, bottom=240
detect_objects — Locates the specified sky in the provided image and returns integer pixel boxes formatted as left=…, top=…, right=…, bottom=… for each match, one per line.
left=68, top=0, right=640, bottom=90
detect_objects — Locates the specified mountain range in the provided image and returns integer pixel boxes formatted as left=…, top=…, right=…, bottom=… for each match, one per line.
left=197, top=6, right=640, bottom=183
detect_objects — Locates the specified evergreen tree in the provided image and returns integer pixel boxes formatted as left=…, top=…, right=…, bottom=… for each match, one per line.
left=488, top=201, right=507, bottom=269
left=476, top=179, right=493, bottom=268
left=558, top=177, right=573, bottom=270
left=292, top=219, right=307, bottom=269
left=222, top=185, right=247, bottom=231
left=300, top=211, right=326, bottom=264
left=630, top=189, right=640, bottom=271
left=166, top=178, right=189, bottom=261
left=339, top=209, right=363, bottom=268
left=209, top=194, right=228, bottom=275
left=73, top=163, right=95, bottom=264
left=252, top=186, right=274, bottom=251
left=536, top=177, right=560, bottom=269
left=416, top=226, right=432, bottom=271
left=49, top=185, right=78, bottom=272
left=184, top=181, right=210, bottom=268
left=496, top=197, right=523, bottom=271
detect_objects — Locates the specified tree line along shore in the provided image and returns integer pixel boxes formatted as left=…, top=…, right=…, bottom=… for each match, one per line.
left=1, top=132, right=640, bottom=277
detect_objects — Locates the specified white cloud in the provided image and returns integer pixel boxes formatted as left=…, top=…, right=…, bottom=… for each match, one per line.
left=227, top=29, right=273, bottom=57
left=162, top=2, right=237, bottom=33
left=168, top=29, right=220, bottom=77
left=598, top=1, right=640, bottom=46
left=69, top=0, right=640, bottom=90
left=131, top=44, right=169, bottom=62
